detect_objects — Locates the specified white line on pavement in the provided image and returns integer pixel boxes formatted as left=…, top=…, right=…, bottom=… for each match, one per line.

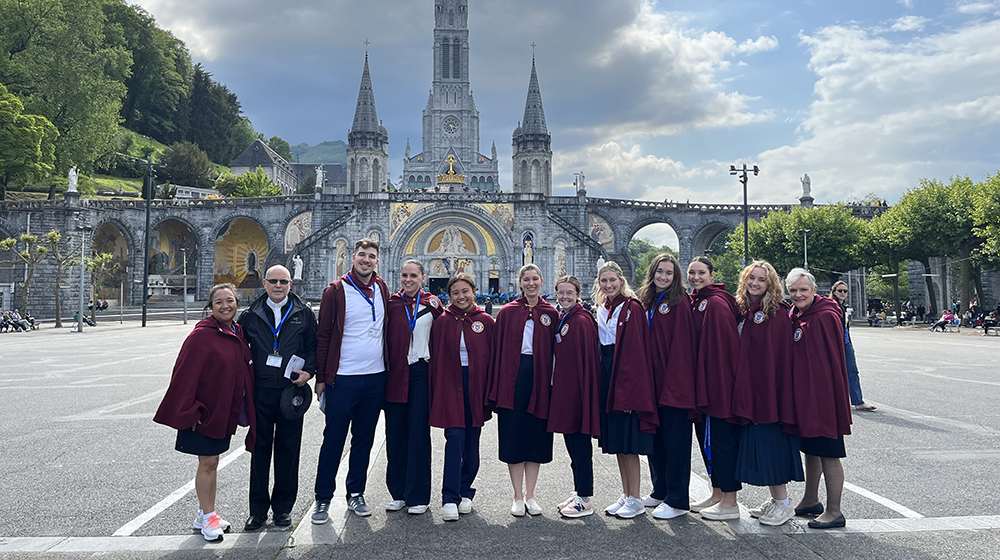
left=112, top=448, right=247, bottom=537
left=870, top=402, right=1000, bottom=438
left=844, top=481, right=923, bottom=518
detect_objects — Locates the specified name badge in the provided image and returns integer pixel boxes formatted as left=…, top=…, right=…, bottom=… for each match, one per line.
left=266, top=353, right=283, bottom=368
left=369, top=327, right=380, bottom=338
left=555, top=334, right=562, bottom=344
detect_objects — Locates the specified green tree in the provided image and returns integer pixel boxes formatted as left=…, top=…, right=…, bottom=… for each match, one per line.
left=0, top=83, right=59, bottom=199
left=973, top=172, right=1000, bottom=271
left=225, top=166, right=281, bottom=198
left=296, top=169, right=317, bottom=195
left=185, top=65, right=255, bottom=164
left=86, top=252, right=115, bottom=324
left=626, top=237, right=678, bottom=282
left=214, top=172, right=240, bottom=197
left=46, top=230, right=78, bottom=328
left=157, top=141, right=213, bottom=187
left=266, top=135, right=294, bottom=162
left=0, top=234, right=49, bottom=315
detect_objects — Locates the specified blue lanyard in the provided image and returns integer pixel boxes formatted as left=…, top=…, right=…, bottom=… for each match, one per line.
left=404, top=290, right=421, bottom=333
left=646, top=290, right=667, bottom=327
left=345, top=274, right=376, bottom=322
left=269, top=302, right=294, bottom=353
left=557, top=304, right=577, bottom=334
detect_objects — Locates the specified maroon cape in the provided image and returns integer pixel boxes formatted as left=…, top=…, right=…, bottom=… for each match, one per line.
left=547, top=304, right=601, bottom=436
left=790, top=295, right=853, bottom=439
left=153, top=316, right=257, bottom=451
left=315, top=271, right=391, bottom=385
left=385, top=289, right=443, bottom=403
left=646, top=292, right=697, bottom=411
left=731, top=298, right=795, bottom=428
left=605, top=296, right=659, bottom=434
left=428, top=305, right=495, bottom=429
left=690, top=284, right=740, bottom=420
left=486, top=296, right=559, bottom=419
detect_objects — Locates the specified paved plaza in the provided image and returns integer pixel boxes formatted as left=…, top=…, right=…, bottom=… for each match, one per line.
left=0, top=321, right=998, bottom=559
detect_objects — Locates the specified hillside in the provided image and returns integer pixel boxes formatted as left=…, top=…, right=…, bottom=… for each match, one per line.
left=290, top=140, right=348, bottom=164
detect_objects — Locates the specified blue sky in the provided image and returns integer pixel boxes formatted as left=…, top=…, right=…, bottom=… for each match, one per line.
left=134, top=0, right=1000, bottom=246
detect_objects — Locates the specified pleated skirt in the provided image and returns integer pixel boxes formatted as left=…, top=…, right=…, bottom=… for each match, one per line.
left=598, top=344, right=654, bottom=456
left=734, top=422, right=804, bottom=486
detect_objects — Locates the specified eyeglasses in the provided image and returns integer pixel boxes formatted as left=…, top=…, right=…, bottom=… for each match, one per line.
left=835, top=289, right=848, bottom=293
left=266, top=279, right=290, bottom=285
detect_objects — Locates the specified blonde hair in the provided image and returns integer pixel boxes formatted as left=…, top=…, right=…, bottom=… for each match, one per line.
left=554, top=275, right=583, bottom=305
left=591, top=260, right=637, bottom=305
left=736, top=260, right=784, bottom=317
left=517, top=263, right=543, bottom=296
left=829, top=280, right=848, bottom=305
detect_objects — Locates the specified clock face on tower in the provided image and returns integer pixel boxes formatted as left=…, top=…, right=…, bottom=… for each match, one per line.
left=442, top=116, right=460, bottom=135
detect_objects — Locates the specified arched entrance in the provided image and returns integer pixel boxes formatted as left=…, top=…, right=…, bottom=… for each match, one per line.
left=215, top=217, right=270, bottom=300
left=148, top=218, right=198, bottom=302
left=92, top=221, right=130, bottom=302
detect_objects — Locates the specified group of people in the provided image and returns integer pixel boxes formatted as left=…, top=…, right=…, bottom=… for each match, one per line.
left=1, top=309, right=36, bottom=332
left=154, top=237, right=855, bottom=542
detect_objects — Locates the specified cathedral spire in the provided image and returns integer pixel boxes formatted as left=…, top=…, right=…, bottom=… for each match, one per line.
left=351, top=53, right=379, bottom=135
left=519, top=58, right=548, bottom=136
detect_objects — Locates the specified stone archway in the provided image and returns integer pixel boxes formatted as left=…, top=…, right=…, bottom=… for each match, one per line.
left=691, top=221, right=735, bottom=260
left=92, top=221, right=131, bottom=301
left=147, top=217, right=199, bottom=303
left=214, top=217, right=270, bottom=300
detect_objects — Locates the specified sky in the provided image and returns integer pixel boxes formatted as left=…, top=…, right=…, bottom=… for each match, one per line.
left=133, top=0, right=1000, bottom=247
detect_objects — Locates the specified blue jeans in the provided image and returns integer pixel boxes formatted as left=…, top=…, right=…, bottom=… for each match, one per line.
left=845, top=340, right=864, bottom=406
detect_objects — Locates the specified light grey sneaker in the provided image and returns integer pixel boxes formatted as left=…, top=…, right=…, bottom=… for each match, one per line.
left=700, top=502, right=740, bottom=521
left=459, top=497, right=473, bottom=514
left=749, top=498, right=775, bottom=519
left=759, top=501, right=795, bottom=526
left=386, top=499, right=406, bottom=511
left=311, top=501, right=330, bottom=525
left=348, top=494, right=372, bottom=517
left=615, top=496, right=646, bottom=519
left=651, top=502, right=687, bottom=520
left=442, top=503, right=459, bottom=521
left=641, top=494, right=664, bottom=508
left=689, top=495, right=718, bottom=513
left=605, top=493, right=628, bottom=516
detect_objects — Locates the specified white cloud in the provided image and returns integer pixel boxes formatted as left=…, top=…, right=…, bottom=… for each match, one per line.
left=737, top=35, right=780, bottom=53
left=898, top=0, right=915, bottom=8
left=891, top=15, right=930, bottom=31
left=956, top=1, right=998, bottom=14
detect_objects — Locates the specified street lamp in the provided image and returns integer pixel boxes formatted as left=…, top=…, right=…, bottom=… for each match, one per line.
left=181, top=248, right=188, bottom=325
left=135, top=156, right=164, bottom=327
left=76, top=216, right=92, bottom=333
left=730, top=163, right=759, bottom=265
left=798, top=229, right=812, bottom=270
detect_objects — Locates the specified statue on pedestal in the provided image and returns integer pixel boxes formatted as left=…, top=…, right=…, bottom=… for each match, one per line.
left=800, top=174, right=811, bottom=198
left=292, top=254, right=304, bottom=281
left=68, top=166, right=78, bottom=193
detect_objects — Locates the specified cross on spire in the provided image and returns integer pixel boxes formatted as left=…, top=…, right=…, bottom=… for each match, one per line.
left=364, top=38, right=370, bottom=54
left=530, top=42, right=537, bottom=60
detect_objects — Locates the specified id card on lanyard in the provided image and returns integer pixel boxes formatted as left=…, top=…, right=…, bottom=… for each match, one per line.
left=346, top=274, right=380, bottom=338
left=266, top=303, right=295, bottom=367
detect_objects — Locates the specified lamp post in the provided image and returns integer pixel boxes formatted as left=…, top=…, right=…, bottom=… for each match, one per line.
left=136, top=156, right=163, bottom=327
left=181, top=248, right=188, bottom=325
left=799, top=229, right=812, bottom=270
left=77, top=228, right=86, bottom=333
left=730, top=163, right=759, bottom=266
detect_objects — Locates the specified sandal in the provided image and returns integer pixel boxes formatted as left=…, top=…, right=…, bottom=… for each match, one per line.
left=854, top=403, right=877, bottom=412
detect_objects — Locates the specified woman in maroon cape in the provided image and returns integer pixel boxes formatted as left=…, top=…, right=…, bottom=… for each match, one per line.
left=384, top=259, right=443, bottom=515
left=687, top=256, right=742, bottom=521
left=593, top=261, right=658, bottom=520
left=487, top=264, right=558, bottom=517
left=549, top=275, right=601, bottom=518
left=732, top=261, right=803, bottom=527
left=638, top=253, right=696, bottom=520
left=428, top=273, right=495, bottom=522
left=786, top=268, right=852, bottom=529
left=153, top=283, right=255, bottom=541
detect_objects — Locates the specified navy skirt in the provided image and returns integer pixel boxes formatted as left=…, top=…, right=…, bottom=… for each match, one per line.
left=598, top=345, right=654, bottom=456
left=735, top=423, right=804, bottom=486
left=175, top=428, right=231, bottom=456
left=497, top=355, right=553, bottom=464
left=800, top=435, right=847, bottom=458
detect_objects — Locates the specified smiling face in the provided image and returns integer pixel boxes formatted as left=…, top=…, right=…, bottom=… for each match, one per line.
left=831, top=282, right=848, bottom=305
left=519, top=269, right=542, bottom=300
left=746, top=266, right=768, bottom=302
left=687, top=261, right=714, bottom=291
left=399, top=262, right=425, bottom=297
left=449, top=280, right=475, bottom=312
left=555, top=281, right=579, bottom=310
left=788, top=277, right=817, bottom=311
left=352, top=245, right=379, bottom=280
left=599, top=270, right=622, bottom=300
left=653, top=260, right=674, bottom=292
left=263, top=266, right=291, bottom=303
left=211, top=287, right=238, bottom=326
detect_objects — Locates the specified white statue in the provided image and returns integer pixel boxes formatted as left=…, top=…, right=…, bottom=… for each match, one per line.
left=437, top=225, right=470, bottom=254
left=596, top=256, right=606, bottom=271
left=292, top=254, right=304, bottom=281
left=315, top=166, right=324, bottom=191
left=68, top=166, right=78, bottom=193
left=801, top=174, right=811, bottom=197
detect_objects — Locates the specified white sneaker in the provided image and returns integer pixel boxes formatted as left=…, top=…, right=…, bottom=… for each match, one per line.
left=193, top=509, right=230, bottom=533
left=442, top=503, right=459, bottom=521
left=200, top=511, right=225, bottom=541
left=510, top=499, right=526, bottom=517
left=749, top=498, right=775, bottom=519
left=641, top=494, right=664, bottom=508
left=615, top=496, right=646, bottom=519
left=652, top=502, right=687, bottom=520
left=459, top=497, right=473, bottom=514
left=759, top=501, right=795, bottom=526
left=386, top=499, right=406, bottom=511
left=604, top=493, right=628, bottom=516
left=700, top=502, right=740, bottom=521
left=407, top=504, right=429, bottom=515
left=689, top=495, right=719, bottom=513
left=526, top=498, right=543, bottom=516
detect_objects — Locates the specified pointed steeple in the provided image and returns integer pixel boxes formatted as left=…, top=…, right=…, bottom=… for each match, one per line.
left=519, top=58, right=548, bottom=136
left=351, top=53, right=379, bottom=134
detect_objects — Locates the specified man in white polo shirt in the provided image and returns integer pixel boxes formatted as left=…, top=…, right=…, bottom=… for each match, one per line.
left=311, top=238, right=390, bottom=522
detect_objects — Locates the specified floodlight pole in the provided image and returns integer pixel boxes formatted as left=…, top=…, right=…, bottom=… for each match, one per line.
left=730, top=163, right=759, bottom=266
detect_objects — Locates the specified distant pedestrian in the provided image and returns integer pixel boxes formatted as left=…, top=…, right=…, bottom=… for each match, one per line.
left=830, top=282, right=875, bottom=412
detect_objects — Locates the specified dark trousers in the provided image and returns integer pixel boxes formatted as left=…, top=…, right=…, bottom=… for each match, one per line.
left=845, top=341, right=864, bottom=406
left=250, top=387, right=304, bottom=516
left=563, top=432, right=594, bottom=497
left=314, top=372, right=386, bottom=502
left=442, top=366, right=480, bottom=505
left=648, top=405, right=692, bottom=510
left=384, top=360, right=432, bottom=506
left=694, top=417, right=743, bottom=493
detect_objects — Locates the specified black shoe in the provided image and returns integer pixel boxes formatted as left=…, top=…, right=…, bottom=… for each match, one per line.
left=273, top=512, right=292, bottom=527
left=808, top=514, right=846, bottom=529
left=244, top=515, right=266, bottom=532
left=794, top=503, right=824, bottom=516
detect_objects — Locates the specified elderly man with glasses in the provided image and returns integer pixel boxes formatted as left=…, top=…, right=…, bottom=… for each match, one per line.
left=237, top=265, right=318, bottom=531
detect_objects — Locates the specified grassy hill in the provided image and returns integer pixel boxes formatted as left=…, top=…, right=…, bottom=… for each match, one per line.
left=290, top=140, right=348, bottom=164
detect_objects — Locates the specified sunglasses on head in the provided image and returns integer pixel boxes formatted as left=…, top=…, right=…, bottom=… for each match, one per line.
left=266, top=279, right=290, bottom=285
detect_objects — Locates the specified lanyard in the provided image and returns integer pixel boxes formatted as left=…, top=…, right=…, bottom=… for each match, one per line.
left=557, top=304, right=577, bottom=334
left=345, top=274, right=376, bottom=322
left=647, top=290, right=667, bottom=327
left=269, top=302, right=294, bottom=353
left=404, top=290, right=421, bottom=333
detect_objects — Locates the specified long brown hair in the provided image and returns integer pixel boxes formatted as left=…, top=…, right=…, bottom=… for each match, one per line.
left=735, top=260, right=784, bottom=317
left=638, top=253, right=686, bottom=310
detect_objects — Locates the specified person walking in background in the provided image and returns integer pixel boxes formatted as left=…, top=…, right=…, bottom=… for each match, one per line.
left=830, top=281, right=875, bottom=412
left=154, top=283, right=256, bottom=541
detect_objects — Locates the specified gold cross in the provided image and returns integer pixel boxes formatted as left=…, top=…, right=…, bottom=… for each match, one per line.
left=445, top=154, right=457, bottom=174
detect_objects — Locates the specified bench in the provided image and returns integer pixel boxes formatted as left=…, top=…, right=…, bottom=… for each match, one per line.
left=946, top=322, right=961, bottom=333
left=984, top=326, right=999, bottom=336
